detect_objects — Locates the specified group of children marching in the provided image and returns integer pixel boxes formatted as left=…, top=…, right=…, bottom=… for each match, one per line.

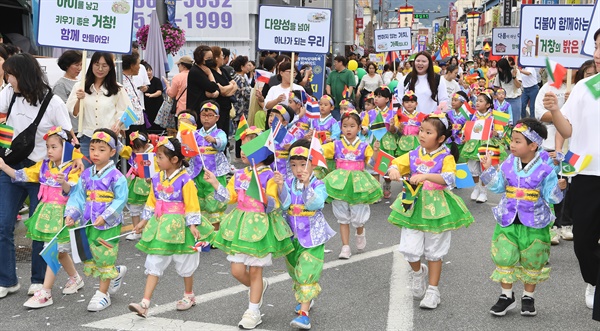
left=0, top=82, right=567, bottom=329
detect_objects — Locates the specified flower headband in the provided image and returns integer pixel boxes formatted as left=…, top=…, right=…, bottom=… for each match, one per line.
left=272, top=104, right=290, bottom=122
left=495, top=88, right=506, bottom=94
left=289, top=91, right=302, bottom=104
left=366, top=92, right=375, bottom=100
left=403, top=90, right=416, bottom=100
left=452, top=93, right=466, bottom=103
left=201, top=102, right=219, bottom=115
left=156, top=136, right=175, bottom=152
left=427, top=111, right=449, bottom=129
left=240, top=126, right=263, bottom=141
left=321, top=95, right=335, bottom=106
left=129, top=131, right=147, bottom=145
left=342, top=109, right=360, bottom=118
left=43, top=126, right=68, bottom=141
left=513, top=123, right=543, bottom=146
left=178, top=113, right=196, bottom=125
left=339, top=99, right=355, bottom=110
left=91, top=131, right=116, bottom=149
left=290, top=146, right=309, bottom=159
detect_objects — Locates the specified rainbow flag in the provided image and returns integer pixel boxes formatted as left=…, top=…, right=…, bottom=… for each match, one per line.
left=342, top=85, right=350, bottom=98
left=399, top=6, right=413, bottom=14
left=235, top=114, right=249, bottom=140
left=0, top=123, right=14, bottom=148
left=467, top=11, right=480, bottom=19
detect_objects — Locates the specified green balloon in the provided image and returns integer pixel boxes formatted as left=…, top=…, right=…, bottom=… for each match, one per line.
left=387, top=79, right=398, bottom=92
left=356, top=68, right=367, bottom=80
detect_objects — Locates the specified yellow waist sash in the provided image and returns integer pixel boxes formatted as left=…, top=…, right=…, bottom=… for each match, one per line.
left=506, top=186, right=539, bottom=202
left=86, top=190, right=114, bottom=202
left=198, top=146, right=217, bottom=155
left=287, top=204, right=316, bottom=216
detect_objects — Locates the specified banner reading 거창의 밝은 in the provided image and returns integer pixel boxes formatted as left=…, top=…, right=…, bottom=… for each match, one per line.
left=374, top=27, right=412, bottom=52
left=258, top=5, right=331, bottom=54
left=518, top=4, right=593, bottom=69
left=492, top=27, right=520, bottom=56
left=581, top=0, right=600, bottom=57
left=37, top=0, right=135, bottom=53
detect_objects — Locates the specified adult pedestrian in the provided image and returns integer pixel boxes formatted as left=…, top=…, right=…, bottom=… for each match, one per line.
left=486, top=60, right=498, bottom=84
left=442, top=64, right=461, bottom=97
left=186, top=45, right=219, bottom=115
left=231, top=55, right=252, bottom=158
left=66, top=52, right=131, bottom=166
left=221, top=48, right=235, bottom=78
left=0, top=53, right=78, bottom=298
left=520, top=67, right=539, bottom=118
left=141, top=61, right=164, bottom=132
left=52, top=50, right=82, bottom=134
left=209, top=46, right=238, bottom=137
left=264, top=62, right=304, bottom=110
left=121, top=52, right=146, bottom=132
left=574, top=59, right=597, bottom=84
left=164, top=55, right=192, bottom=115
left=326, top=55, right=356, bottom=120
left=357, top=62, right=383, bottom=110
left=396, top=51, right=448, bottom=114
left=493, top=58, right=522, bottom=122
left=0, top=45, right=8, bottom=91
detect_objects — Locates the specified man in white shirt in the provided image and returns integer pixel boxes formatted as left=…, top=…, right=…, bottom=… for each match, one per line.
left=520, top=67, right=539, bottom=119
left=442, top=65, right=461, bottom=98
left=131, top=42, right=150, bottom=109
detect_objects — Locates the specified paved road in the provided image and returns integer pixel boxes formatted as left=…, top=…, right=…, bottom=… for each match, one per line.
left=0, top=183, right=597, bottom=331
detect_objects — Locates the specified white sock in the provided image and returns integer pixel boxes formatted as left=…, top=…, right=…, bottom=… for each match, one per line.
left=501, top=288, right=513, bottom=298
left=523, top=290, right=534, bottom=298
left=248, top=302, right=260, bottom=312
left=428, top=285, right=438, bottom=291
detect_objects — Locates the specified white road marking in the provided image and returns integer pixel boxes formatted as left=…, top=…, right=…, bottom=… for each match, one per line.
left=84, top=315, right=274, bottom=331
left=84, top=245, right=400, bottom=330
left=386, top=250, right=413, bottom=331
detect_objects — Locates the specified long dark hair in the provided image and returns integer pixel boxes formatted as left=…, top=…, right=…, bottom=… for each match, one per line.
left=423, top=115, right=459, bottom=162
left=84, top=52, right=119, bottom=96
left=496, top=58, right=513, bottom=85
left=158, top=137, right=189, bottom=168
left=574, top=60, right=596, bottom=84
left=2, top=53, right=50, bottom=106
left=406, top=51, right=439, bottom=103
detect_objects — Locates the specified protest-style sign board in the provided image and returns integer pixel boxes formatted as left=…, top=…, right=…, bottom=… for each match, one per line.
left=258, top=5, right=332, bottom=54
left=518, top=4, right=593, bottom=69
left=492, top=27, right=520, bottom=56
left=37, top=0, right=135, bottom=53
left=374, top=27, right=412, bottom=52
left=297, top=53, right=326, bottom=99
left=581, top=1, right=600, bottom=57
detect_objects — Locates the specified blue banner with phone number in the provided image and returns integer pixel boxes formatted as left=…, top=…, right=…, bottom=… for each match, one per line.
left=297, top=53, right=326, bottom=100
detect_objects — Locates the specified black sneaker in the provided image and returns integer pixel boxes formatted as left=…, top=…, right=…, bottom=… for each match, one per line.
left=490, top=293, right=516, bottom=316
left=521, top=295, right=537, bottom=316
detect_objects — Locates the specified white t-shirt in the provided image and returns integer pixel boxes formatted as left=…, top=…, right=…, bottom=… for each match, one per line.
left=560, top=73, right=600, bottom=176
left=264, top=83, right=304, bottom=109
left=396, top=74, right=449, bottom=114
left=133, top=64, right=151, bottom=108
left=534, top=82, right=566, bottom=151
left=382, top=71, right=394, bottom=85
left=0, top=85, right=72, bottom=162
left=494, top=70, right=523, bottom=99
left=358, top=74, right=383, bottom=92
left=442, top=76, right=461, bottom=98
left=521, top=67, right=538, bottom=88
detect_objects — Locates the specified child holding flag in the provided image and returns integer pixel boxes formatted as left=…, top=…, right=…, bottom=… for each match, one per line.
left=0, top=127, right=83, bottom=308
left=309, top=95, right=340, bottom=179
left=447, top=92, right=470, bottom=159
left=360, top=92, right=377, bottom=138
left=275, top=139, right=336, bottom=329
left=204, top=127, right=293, bottom=330
left=480, top=118, right=566, bottom=316
left=267, top=104, right=296, bottom=179
left=323, top=111, right=383, bottom=259
left=460, top=92, right=507, bottom=203
left=397, top=91, right=426, bottom=157
left=187, top=101, right=231, bottom=228
left=128, top=137, right=215, bottom=317
left=287, top=90, right=310, bottom=139
left=64, top=129, right=129, bottom=312
left=119, top=131, right=155, bottom=241
left=387, top=112, right=473, bottom=309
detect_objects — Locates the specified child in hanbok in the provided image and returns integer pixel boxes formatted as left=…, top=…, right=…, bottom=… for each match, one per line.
left=396, top=91, right=426, bottom=157
left=128, top=137, right=215, bottom=317
left=64, top=129, right=129, bottom=312
left=268, top=104, right=296, bottom=179
left=481, top=118, right=566, bottom=317
left=0, top=127, right=82, bottom=308
left=387, top=112, right=473, bottom=309
left=288, top=90, right=310, bottom=140
left=204, top=127, right=293, bottom=330
left=447, top=92, right=470, bottom=161
left=310, top=95, right=340, bottom=178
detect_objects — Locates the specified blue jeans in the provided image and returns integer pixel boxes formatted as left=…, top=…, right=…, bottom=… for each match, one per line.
left=506, top=96, right=522, bottom=124
left=521, top=85, right=539, bottom=119
left=0, top=160, right=46, bottom=287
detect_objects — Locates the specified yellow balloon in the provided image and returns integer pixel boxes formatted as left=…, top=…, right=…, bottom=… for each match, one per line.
left=456, top=169, right=467, bottom=179
left=348, top=60, right=358, bottom=71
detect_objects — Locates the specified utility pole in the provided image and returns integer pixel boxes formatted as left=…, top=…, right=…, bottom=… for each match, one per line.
left=332, top=0, right=345, bottom=56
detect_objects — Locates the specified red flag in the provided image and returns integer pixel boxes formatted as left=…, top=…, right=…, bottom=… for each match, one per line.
left=440, top=40, right=450, bottom=59
left=342, top=85, right=350, bottom=98
left=462, top=118, right=493, bottom=141
left=309, top=132, right=327, bottom=168
left=180, top=130, right=199, bottom=157
left=373, top=150, right=394, bottom=176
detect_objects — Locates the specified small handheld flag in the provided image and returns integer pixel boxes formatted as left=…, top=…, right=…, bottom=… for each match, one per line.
left=462, top=118, right=493, bottom=141
left=0, top=123, right=14, bottom=149
left=180, top=130, right=200, bottom=157
left=235, top=114, right=249, bottom=140
left=305, top=97, right=321, bottom=119
left=268, top=116, right=287, bottom=148
left=61, top=141, right=84, bottom=166
left=178, top=121, right=196, bottom=134
left=401, top=181, right=422, bottom=212
left=40, top=235, right=62, bottom=275
left=585, top=73, right=600, bottom=100
left=240, top=129, right=273, bottom=164
left=371, top=112, right=387, bottom=141
left=246, top=163, right=269, bottom=205
left=545, top=57, right=567, bottom=89
left=458, top=102, right=475, bottom=119
left=455, top=163, right=475, bottom=188
left=255, top=69, right=273, bottom=85
left=342, top=85, right=350, bottom=98
left=373, top=150, right=394, bottom=176
left=563, top=150, right=592, bottom=174
left=478, top=145, right=501, bottom=168
left=309, top=131, right=327, bottom=169
left=120, top=106, right=140, bottom=129
left=492, top=110, right=510, bottom=131
left=134, top=153, right=157, bottom=179
left=69, top=225, right=94, bottom=264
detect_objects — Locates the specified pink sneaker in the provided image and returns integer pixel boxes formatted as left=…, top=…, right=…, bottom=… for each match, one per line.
left=356, top=231, right=366, bottom=250
left=338, top=245, right=352, bottom=259
left=128, top=300, right=149, bottom=318
left=23, top=290, right=53, bottom=308
left=176, top=295, right=196, bottom=311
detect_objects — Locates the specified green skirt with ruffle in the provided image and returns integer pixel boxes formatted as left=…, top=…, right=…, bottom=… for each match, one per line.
left=388, top=188, right=474, bottom=233
left=212, top=209, right=294, bottom=258
left=127, top=177, right=150, bottom=205
left=194, top=171, right=228, bottom=224
left=24, top=202, right=70, bottom=243
left=314, top=159, right=336, bottom=180
left=397, top=135, right=420, bottom=157
left=324, top=169, right=383, bottom=205
left=381, top=131, right=399, bottom=156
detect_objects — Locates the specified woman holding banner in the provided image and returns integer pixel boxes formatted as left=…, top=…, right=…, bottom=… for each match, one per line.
left=66, top=52, right=131, bottom=167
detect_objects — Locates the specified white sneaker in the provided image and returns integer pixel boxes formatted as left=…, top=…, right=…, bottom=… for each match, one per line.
left=560, top=226, right=574, bottom=241
left=419, top=287, right=441, bottom=309
left=125, top=233, right=141, bottom=241
left=409, top=264, right=428, bottom=299
left=27, top=283, right=43, bottom=296
left=476, top=188, right=488, bottom=203
left=62, top=274, right=84, bottom=294
left=470, top=185, right=481, bottom=200
left=258, top=278, right=269, bottom=308
left=356, top=230, right=366, bottom=251
left=23, top=290, right=53, bottom=308
left=0, top=283, right=20, bottom=298
left=87, top=290, right=111, bottom=312
left=586, top=284, right=595, bottom=309
left=238, top=309, right=262, bottom=329
left=550, top=226, right=560, bottom=245
left=108, top=265, right=127, bottom=295
left=338, top=245, right=351, bottom=259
